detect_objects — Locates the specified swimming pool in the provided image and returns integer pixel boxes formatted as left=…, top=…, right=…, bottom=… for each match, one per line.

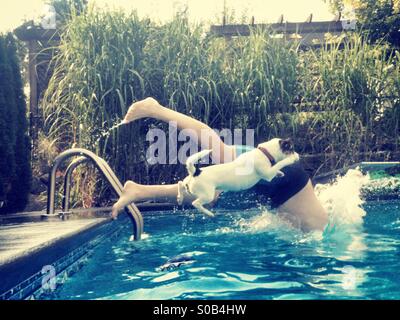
left=39, top=170, right=400, bottom=300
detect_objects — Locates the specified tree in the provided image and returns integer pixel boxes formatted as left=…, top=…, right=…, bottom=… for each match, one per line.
left=326, top=0, right=400, bottom=46
left=5, top=34, right=32, bottom=212
left=0, top=34, right=31, bottom=214
left=47, top=0, right=88, bottom=25
left=0, top=36, right=17, bottom=213
left=0, top=89, right=10, bottom=208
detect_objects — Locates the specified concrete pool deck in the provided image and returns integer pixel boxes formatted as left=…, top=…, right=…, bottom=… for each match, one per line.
left=0, top=218, right=108, bottom=266
left=0, top=202, right=178, bottom=267
left=0, top=202, right=180, bottom=299
left=0, top=208, right=118, bottom=300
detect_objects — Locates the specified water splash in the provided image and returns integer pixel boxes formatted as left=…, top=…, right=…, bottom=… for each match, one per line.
left=314, top=169, right=371, bottom=263
left=226, top=168, right=371, bottom=243
left=94, top=120, right=126, bottom=147
left=316, top=168, right=370, bottom=231
left=236, top=210, right=300, bottom=234
left=362, top=175, right=400, bottom=200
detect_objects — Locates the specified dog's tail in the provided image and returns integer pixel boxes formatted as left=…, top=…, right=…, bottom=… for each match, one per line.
left=186, top=149, right=212, bottom=177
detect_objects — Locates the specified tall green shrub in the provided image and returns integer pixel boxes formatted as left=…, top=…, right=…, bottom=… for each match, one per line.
left=0, top=34, right=31, bottom=213
left=0, top=36, right=17, bottom=211
left=5, top=34, right=32, bottom=212
left=42, top=8, right=400, bottom=207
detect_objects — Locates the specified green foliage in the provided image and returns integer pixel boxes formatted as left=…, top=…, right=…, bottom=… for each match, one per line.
left=356, top=0, right=400, bottom=45
left=42, top=8, right=400, bottom=206
left=0, top=36, right=17, bottom=210
left=0, top=33, right=31, bottom=213
left=47, top=0, right=88, bottom=25
left=298, top=35, right=399, bottom=157
left=326, top=0, right=400, bottom=46
left=5, top=34, right=32, bottom=212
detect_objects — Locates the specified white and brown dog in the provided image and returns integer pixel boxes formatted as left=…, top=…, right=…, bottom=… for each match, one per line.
left=177, top=138, right=299, bottom=217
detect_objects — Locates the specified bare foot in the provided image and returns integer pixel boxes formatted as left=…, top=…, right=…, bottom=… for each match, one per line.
left=111, top=181, right=145, bottom=219
left=121, top=97, right=161, bottom=124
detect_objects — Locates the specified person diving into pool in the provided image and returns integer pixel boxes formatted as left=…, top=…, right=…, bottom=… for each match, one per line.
left=111, top=97, right=328, bottom=232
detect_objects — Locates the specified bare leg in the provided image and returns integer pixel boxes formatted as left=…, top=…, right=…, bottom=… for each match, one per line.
left=111, top=181, right=196, bottom=218
left=112, top=97, right=232, bottom=218
left=111, top=180, right=223, bottom=218
left=277, top=181, right=328, bottom=231
left=122, top=97, right=235, bottom=163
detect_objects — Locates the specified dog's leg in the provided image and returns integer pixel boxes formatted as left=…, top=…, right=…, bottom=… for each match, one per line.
left=177, top=181, right=185, bottom=205
left=192, top=198, right=215, bottom=217
left=261, top=153, right=299, bottom=182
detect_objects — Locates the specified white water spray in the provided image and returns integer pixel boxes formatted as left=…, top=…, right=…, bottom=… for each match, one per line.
left=233, top=167, right=371, bottom=238
left=94, top=120, right=126, bottom=147
left=316, top=168, right=370, bottom=231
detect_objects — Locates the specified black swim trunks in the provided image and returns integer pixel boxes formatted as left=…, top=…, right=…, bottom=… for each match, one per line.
left=235, top=145, right=310, bottom=208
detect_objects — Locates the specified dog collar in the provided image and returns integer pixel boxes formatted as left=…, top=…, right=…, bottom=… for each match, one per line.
left=257, top=146, right=276, bottom=165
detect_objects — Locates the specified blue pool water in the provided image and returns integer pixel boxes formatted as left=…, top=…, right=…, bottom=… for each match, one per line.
left=43, top=201, right=400, bottom=300
left=43, top=171, right=400, bottom=300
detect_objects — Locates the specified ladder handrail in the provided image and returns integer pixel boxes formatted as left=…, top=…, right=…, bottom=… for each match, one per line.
left=92, top=154, right=144, bottom=239
left=63, top=156, right=88, bottom=212
left=47, top=148, right=143, bottom=240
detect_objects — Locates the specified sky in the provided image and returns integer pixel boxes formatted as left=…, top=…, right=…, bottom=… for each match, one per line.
left=0, top=0, right=339, bottom=33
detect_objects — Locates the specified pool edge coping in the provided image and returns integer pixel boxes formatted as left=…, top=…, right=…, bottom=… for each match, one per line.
left=0, top=216, right=121, bottom=299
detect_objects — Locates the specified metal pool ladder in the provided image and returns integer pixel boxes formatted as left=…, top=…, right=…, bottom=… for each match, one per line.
left=46, top=148, right=143, bottom=240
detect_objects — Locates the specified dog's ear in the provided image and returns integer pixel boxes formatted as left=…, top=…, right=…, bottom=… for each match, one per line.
left=279, top=138, right=294, bottom=152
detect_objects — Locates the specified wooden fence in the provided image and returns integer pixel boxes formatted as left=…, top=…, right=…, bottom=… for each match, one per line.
left=210, top=15, right=356, bottom=47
